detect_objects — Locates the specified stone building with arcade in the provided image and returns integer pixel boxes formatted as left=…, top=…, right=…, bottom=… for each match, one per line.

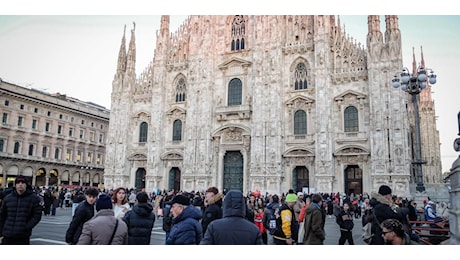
left=0, top=79, right=109, bottom=190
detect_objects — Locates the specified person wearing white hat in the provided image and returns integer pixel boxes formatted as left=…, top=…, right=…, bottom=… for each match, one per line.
left=424, top=200, right=437, bottom=222
left=293, top=192, right=306, bottom=222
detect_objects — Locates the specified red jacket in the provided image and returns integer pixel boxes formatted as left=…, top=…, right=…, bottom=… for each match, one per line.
left=254, top=210, right=266, bottom=233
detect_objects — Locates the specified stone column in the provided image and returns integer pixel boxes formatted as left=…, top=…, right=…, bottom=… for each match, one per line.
left=442, top=137, right=460, bottom=244
left=442, top=112, right=460, bottom=244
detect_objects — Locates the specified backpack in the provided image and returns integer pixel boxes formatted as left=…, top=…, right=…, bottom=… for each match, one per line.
left=362, top=222, right=374, bottom=244
left=265, top=204, right=280, bottom=235
left=361, top=209, right=380, bottom=245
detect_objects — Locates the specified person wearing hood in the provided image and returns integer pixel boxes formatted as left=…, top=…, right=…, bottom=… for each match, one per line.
left=166, top=194, right=203, bottom=245
left=369, top=185, right=407, bottom=245
left=0, top=176, right=42, bottom=245
left=122, top=192, right=156, bottom=244
left=201, top=186, right=224, bottom=236
left=200, top=190, right=262, bottom=245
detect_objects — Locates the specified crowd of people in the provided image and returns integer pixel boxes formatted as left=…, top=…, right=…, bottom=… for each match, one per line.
left=0, top=175, right=451, bottom=245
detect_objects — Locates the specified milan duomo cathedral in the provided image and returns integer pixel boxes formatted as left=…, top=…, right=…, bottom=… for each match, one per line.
left=104, top=15, right=443, bottom=199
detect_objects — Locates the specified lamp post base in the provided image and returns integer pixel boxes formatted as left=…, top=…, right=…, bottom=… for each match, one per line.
left=415, top=184, right=425, bottom=192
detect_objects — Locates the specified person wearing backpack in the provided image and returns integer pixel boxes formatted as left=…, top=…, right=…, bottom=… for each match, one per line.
left=262, top=194, right=281, bottom=245
left=272, top=193, right=298, bottom=245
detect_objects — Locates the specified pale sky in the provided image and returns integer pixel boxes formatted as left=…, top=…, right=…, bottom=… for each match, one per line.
left=1, top=2, right=459, bottom=174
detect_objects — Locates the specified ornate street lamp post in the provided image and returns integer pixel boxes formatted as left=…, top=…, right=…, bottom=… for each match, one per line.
left=392, top=64, right=437, bottom=192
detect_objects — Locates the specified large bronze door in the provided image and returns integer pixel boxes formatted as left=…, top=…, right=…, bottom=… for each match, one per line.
left=223, top=151, right=243, bottom=192
left=135, top=168, right=146, bottom=190
left=168, top=167, right=181, bottom=192
left=293, top=166, right=309, bottom=193
left=344, top=165, right=362, bottom=195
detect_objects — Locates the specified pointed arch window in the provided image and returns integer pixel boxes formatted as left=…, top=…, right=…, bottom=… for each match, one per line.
left=231, top=15, right=246, bottom=51
left=344, top=106, right=359, bottom=132
left=175, top=78, right=186, bottom=102
left=139, top=122, right=148, bottom=143
left=172, top=119, right=182, bottom=141
left=294, top=110, right=307, bottom=135
left=228, top=78, right=242, bottom=106
left=294, top=62, right=308, bottom=90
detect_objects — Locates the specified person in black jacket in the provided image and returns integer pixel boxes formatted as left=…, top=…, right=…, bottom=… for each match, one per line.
left=43, top=189, right=54, bottom=216
left=201, top=186, right=223, bottom=236
left=0, top=176, right=42, bottom=245
left=200, top=190, right=262, bottom=245
left=65, top=187, right=99, bottom=245
left=369, top=185, right=408, bottom=245
left=122, top=192, right=156, bottom=245
left=162, top=194, right=174, bottom=243
left=336, top=202, right=354, bottom=245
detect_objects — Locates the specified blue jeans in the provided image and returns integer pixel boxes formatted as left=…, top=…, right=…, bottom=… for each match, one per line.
left=71, top=203, right=80, bottom=217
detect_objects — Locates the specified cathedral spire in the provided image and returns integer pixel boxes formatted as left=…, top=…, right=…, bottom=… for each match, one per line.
left=412, top=46, right=417, bottom=74
left=337, top=15, right=341, bottom=34
left=154, top=15, right=171, bottom=62
left=420, top=45, right=426, bottom=69
left=160, top=15, right=170, bottom=37
left=116, top=25, right=127, bottom=74
left=367, top=15, right=384, bottom=60
left=367, top=15, right=381, bottom=37
left=419, top=46, right=433, bottom=106
left=384, top=15, right=401, bottom=59
left=126, top=22, right=136, bottom=76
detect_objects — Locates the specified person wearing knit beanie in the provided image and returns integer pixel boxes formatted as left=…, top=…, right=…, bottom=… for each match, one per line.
left=285, top=193, right=297, bottom=203
left=96, top=194, right=113, bottom=211
left=273, top=192, right=298, bottom=245
left=378, top=185, right=392, bottom=196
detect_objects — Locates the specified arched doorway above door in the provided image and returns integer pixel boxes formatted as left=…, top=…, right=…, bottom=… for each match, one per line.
left=36, top=168, right=46, bottom=187
left=49, top=169, right=58, bottom=186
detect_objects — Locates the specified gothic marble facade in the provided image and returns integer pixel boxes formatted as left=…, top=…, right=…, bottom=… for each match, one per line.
left=104, top=15, right=442, bottom=198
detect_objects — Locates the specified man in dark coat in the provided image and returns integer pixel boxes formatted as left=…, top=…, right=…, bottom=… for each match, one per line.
left=0, top=176, right=42, bottom=245
left=122, top=192, right=156, bottom=245
left=65, top=187, right=99, bottom=245
left=369, top=185, right=408, bottom=245
left=166, top=194, right=203, bottom=245
left=201, top=186, right=223, bottom=235
left=303, top=193, right=326, bottom=245
left=200, top=190, right=262, bottom=245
